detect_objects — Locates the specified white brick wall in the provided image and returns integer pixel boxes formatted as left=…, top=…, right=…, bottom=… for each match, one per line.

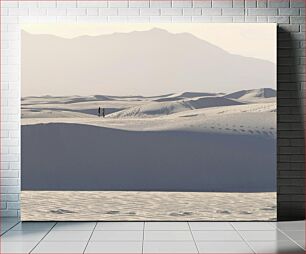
left=0, top=0, right=305, bottom=218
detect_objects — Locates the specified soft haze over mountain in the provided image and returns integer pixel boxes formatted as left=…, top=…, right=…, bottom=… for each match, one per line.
left=21, top=28, right=276, bottom=96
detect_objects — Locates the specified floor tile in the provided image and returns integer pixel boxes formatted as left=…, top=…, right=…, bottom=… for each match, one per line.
left=90, top=230, right=143, bottom=241
left=197, top=241, right=253, bottom=253
left=1, top=222, right=20, bottom=233
left=1, top=241, right=37, bottom=253
left=189, top=222, right=234, bottom=231
left=145, top=222, right=190, bottom=231
left=143, top=241, right=198, bottom=253
left=85, top=241, right=142, bottom=253
left=11, top=222, right=55, bottom=231
left=96, top=222, right=144, bottom=231
left=52, top=222, right=96, bottom=231
left=42, top=230, right=92, bottom=242
left=32, top=241, right=87, bottom=253
left=232, top=222, right=275, bottom=231
left=274, top=221, right=305, bottom=231
left=192, top=230, right=243, bottom=241
left=249, top=240, right=304, bottom=253
left=0, top=230, right=47, bottom=242
left=282, top=230, right=305, bottom=249
left=239, top=230, right=291, bottom=241
left=144, top=230, right=193, bottom=241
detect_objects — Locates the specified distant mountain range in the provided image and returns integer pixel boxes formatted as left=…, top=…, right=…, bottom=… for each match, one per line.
left=22, top=28, right=276, bottom=96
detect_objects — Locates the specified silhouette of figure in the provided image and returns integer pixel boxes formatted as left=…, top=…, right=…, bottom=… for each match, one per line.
left=98, top=107, right=101, bottom=117
left=102, top=108, right=105, bottom=118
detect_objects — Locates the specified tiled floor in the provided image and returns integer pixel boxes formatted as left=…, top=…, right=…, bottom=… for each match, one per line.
left=0, top=218, right=304, bottom=253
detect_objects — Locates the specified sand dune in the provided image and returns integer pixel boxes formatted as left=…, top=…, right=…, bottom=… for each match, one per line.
left=22, top=123, right=276, bottom=192
left=21, top=89, right=276, bottom=193
left=108, top=101, right=194, bottom=118
left=224, top=88, right=276, bottom=102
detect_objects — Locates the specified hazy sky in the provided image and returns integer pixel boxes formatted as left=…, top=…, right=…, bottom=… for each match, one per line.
left=22, top=23, right=276, bottom=63
left=22, top=24, right=276, bottom=96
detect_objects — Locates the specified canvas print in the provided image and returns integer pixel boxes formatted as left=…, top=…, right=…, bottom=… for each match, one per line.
left=21, top=24, right=277, bottom=221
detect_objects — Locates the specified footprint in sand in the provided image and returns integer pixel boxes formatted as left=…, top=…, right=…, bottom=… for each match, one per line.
left=216, top=210, right=231, bottom=214
left=170, top=211, right=193, bottom=216
left=105, top=211, right=120, bottom=214
left=50, top=209, right=76, bottom=214
left=240, top=211, right=252, bottom=215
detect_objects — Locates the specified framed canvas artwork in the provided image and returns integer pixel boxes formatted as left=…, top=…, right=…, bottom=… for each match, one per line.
left=21, top=24, right=277, bottom=221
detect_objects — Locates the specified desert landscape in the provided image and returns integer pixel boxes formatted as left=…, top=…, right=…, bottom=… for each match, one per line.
left=21, top=24, right=276, bottom=220
left=21, top=88, right=276, bottom=220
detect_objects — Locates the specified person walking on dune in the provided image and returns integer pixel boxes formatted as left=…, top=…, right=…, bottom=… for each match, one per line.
left=98, top=107, right=101, bottom=117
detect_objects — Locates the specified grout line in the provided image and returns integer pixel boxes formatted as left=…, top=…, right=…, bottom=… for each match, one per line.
left=141, top=221, right=145, bottom=254
left=187, top=222, right=200, bottom=254
left=29, top=222, right=57, bottom=254
left=276, top=227, right=305, bottom=251
left=230, top=222, right=256, bottom=254
left=0, top=220, right=20, bottom=236
left=83, top=222, right=97, bottom=254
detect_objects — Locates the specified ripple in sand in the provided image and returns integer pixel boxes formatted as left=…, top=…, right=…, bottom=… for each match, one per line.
left=50, top=209, right=76, bottom=214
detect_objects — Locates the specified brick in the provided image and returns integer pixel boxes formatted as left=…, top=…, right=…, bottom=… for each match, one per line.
left=290, top=16, right=305, bottom=24
left=268, top=0, right=290, bottom=7
left=290, top=0, right=305, bottom=7
left=29, top=8, right=47, bottom=16
left=0, top=178, right=19, bottom=186
left=222, top=8, right=245, bottom=15
left=0, top=170, right=19, bottom=178
left=279, top=147, right=304, bottom=155
left=247, top=8, right=278, bottom=15
left=140, top=8, right=160, bottom=16
left=47, top=8, right=67, bottom=16
left=108, top=0, right=128, bottom=7
left=172, top=0, right=192, bottom=7
left=245, top=16, right=257, bottom=22
left=8, top=8, right=29, bottom=16
left=77, top=1, right=107, bottom=8
left=18, top=1, right=38, bottom=8
left=183, top=8, right=202, bottom=16
left=161, top=8, right=183, bottom=16
left=86, top=8, right=99, bottom=16
left=67, top=8, right=86, bottom=16
left=278, top=24, right=300, bottom=32
left=99, top=8, right=118, bottom=16
left=0, top=194, right=19, bottom=202
left=245, top=0, right=256, bottom=7
left=192, top=16, right=212, bottom=22
left=1, top=210, right=18, bottom=217
left=149, top=0, right=171, bottom=7
left=268, top=16, right=290, bottom=24
left=107, top=16, right=128, bottom=22
left=233, top=16, right=245, bottom=22
left=172, top=16, right=193, bottom=22
left=38, top=1, right=56, bottom=8
left=118, top=8, right=140, bottom=16
left=7, top=202, right=20, bottom=210
left=193, top=0, right=211, bottom=7
left=278, top=8, right=300, bottom=15
left=56, top=1, right=77, bottom=8
left=129, top=0, right=149, bottom=7
left=212, top=16, right=233, bottom=22
left=202, top=8, right=222, bottom=15
left=257, top=0, right=267, bottom=7
left=212, top=0, right=233, bottom=7
left=150, top=16, right=172, bottom=22
left=128, top=16, right=150, bottom=22
left=233, top=0, right=244, bottom=7
left=257, top=16, right=268, bottom=22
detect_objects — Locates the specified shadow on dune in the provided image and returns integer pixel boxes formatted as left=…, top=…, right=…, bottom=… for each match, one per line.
left=22, top=123, right=276, bottom=192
